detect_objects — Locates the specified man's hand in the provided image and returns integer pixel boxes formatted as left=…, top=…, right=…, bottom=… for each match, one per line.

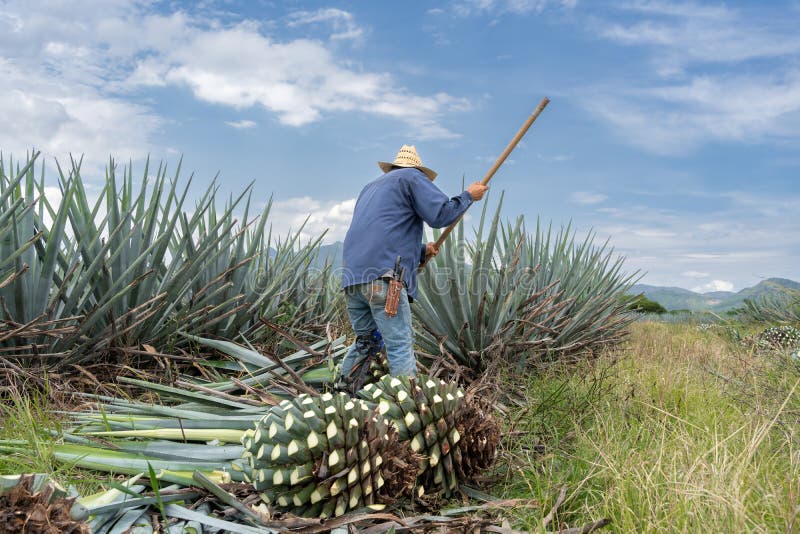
left=466, top=182, right=488, bottom=201
left=425, top=242, right=440, bottom=260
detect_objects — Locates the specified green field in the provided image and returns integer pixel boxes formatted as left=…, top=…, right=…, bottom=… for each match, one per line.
left=497, top=321, right=799, bottom=532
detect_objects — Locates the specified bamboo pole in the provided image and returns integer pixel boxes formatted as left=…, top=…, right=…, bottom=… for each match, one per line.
left=420, top=97, right=550, bottom=269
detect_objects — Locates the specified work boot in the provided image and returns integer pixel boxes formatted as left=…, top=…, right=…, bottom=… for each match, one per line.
left=334, top=330, right=384, bottom=395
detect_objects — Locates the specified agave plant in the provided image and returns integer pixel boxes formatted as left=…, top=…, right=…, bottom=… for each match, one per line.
left=741, top=325, right=800, bottom=351
left=281, top=255, right=346, bottom=330
left=515, top=218, right=639, bottom=360
left=0, top=152, right=340, bottom=369
left=415, top=195, right=638, bottom=373
left=0, top=153, right=82, bottom=354
left=742, top=288, right=800, bottom=325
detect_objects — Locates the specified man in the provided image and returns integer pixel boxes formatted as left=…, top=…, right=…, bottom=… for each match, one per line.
left=336, top=145, right=488, bottom=391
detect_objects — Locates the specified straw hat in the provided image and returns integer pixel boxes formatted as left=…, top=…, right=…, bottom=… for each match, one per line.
left=378, top=145, right=438, bottom=181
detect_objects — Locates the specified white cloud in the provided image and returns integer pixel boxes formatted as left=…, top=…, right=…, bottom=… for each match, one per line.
left=582, top=2, right=800, bottom=154
left=632, top=228, right=676, bottom=238
left=570, top=191, right=607, bottom=204
left=476, top=154, right=515, bottom=165
left=268, top=197, right=356, bottom=243
left=586, top=190, right=800, bottom=290
left=0, top=63, right=163, bottom=171
left=129, top=23, right=467, bottom=137
left=600, top=2, right=800, bottom=67
left=0, top=0, right=467, bottom=171
left=0, top=2, right=189, bottom=168
left=454, top=0, right=576, bottom=16
left=286, top=8, right=364, bottom=41
left=225, top=119, right=257, bottom=129
left=583, top=71, right=800, bottom=155
left=537, top=153, right=573, bottom=162
left=692, top=279, right=734, bottom=293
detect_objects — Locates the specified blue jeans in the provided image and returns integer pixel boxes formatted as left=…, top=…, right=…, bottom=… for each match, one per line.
left=341, top=280, right=417, bottom=377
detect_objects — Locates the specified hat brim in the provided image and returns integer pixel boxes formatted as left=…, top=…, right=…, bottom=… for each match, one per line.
left=378, top=161, right=438, bottom=181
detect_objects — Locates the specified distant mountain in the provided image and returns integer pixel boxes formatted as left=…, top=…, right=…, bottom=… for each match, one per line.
left=735, top=278, right=800, bottom=303
left=704, top=291, right=735, bottom=300
left=630, top=278, right=800, bottom=312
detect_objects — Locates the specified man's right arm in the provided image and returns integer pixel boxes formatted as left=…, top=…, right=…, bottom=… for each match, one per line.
left=408, top=173, right=487, bottom=228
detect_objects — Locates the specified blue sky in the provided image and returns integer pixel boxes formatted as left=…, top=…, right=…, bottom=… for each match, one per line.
left=2, top=0, right=799, bottom=292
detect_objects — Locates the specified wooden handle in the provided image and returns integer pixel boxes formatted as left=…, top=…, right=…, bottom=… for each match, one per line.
left=420, top=97, right=550, bottom=269
left=479, top=96, right=550, bottom=187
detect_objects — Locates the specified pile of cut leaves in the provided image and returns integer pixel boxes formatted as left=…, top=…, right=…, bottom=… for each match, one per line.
left=1, top=335, right=536, bottom=532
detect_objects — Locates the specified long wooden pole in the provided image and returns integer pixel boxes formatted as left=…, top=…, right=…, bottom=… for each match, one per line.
left=420, top=96, right=550, bottom=269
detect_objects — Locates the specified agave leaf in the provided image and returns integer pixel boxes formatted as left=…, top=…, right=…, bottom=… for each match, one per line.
left=33, top=177, right=74, bottom=314
left=162, top=504, right=277, bottom=534
left=181, top=333, right=273, bottom=368
left=79, top=474, right=144, bottom=509
left=82, top=428, right=245, bottom=442
left=55, top=445, right=231, bottom=486
left=86, top=491, right=200, bottom=518
left=115, top=377, right=257, bottom=411
left=192, top=471, right=265, bottom=524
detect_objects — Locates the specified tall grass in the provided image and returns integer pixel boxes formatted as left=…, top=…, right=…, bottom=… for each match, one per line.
left=501, top=322, right=799, bottom=532
left=0, top=384, right=104, bottom=494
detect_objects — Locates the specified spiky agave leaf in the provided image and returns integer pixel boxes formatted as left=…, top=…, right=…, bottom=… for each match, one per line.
left=183, top=333, right=348, bottom=393
left=0, top=156, right=35, bottom=289
left=240, top=391, right=419, bottom=518
left=0, top=152, right=84, bottom=357
left=416, top=195, right=638, bottom=371
left=358, top=375, right=500, bottom=497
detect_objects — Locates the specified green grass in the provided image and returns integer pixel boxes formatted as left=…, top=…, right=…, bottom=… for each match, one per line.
left=0, top=383, right=104, bottom=495
left=500, top=322, right=800, bottom=532
left=1, top=390, right=55, bottom=474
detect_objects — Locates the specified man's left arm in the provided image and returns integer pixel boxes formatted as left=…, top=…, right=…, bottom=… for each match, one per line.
left=419, top=242, right=440, bottom=265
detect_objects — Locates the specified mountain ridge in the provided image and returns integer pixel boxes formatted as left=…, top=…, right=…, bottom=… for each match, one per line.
left=630, top=278, right=800, bottom=311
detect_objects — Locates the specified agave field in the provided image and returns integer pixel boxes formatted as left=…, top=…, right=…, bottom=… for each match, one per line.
left=2, top=153, right=797, bottom=532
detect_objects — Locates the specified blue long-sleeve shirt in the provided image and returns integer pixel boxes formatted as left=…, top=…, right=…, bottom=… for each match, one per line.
left=342, top=167, right=473, bottom=299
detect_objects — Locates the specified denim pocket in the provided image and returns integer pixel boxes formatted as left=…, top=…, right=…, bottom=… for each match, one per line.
left=368, top=280, right=388, bottom=305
